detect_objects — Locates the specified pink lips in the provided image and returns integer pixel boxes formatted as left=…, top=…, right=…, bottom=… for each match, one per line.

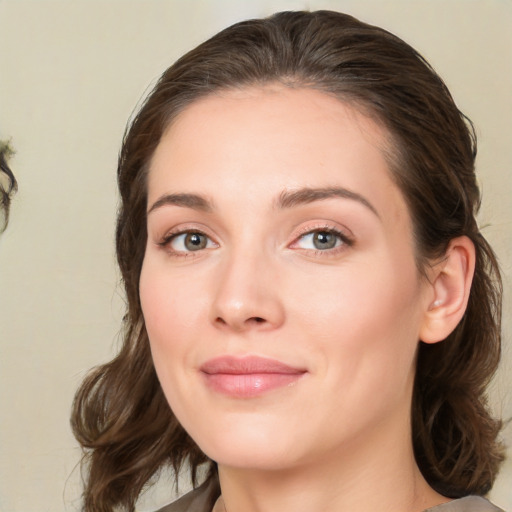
left=200, top=356, right=306, bottom=398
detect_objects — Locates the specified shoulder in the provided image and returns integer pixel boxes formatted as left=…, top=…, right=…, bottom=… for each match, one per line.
left=424, top=496, right=506, bottom=512
left=153, top=479, right=217, bottom=512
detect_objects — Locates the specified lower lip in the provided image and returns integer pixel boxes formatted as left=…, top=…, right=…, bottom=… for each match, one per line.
left=202, top=372, right=304, bottom=398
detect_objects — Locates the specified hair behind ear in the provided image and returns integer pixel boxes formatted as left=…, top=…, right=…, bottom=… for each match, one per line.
left=412, top=232, right=503, bottom=497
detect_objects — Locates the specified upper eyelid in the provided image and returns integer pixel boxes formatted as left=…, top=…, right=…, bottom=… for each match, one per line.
left=154, top=221, right=354, bottom=248
left=158, top=230, right=218, bottom=257
left=292, top=222, right=354, bottom=241
left=161, top=230, right=208, bottom=244
left=293, top=229, right=351, bottom=244
left=157, top=223, right=217, bottom=242
left=287, top=226, right=355, bottom=255
left=161, top=232, right=216, bottom=252
left=298, top=227, right=347, bottom=238
left=172, top=231, right=215, bottom=247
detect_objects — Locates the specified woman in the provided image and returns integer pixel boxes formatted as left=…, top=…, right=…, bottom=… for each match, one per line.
left=71, top=10, right=505, bottom=512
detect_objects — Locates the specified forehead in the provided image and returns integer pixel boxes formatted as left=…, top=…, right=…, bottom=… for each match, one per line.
left=147, top=85, right=408, bottom=227
left=160, top=85, right=392, bottom=158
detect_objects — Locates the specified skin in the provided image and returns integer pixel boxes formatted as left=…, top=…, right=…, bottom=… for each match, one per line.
left=140, top=86, right=452, bottom=512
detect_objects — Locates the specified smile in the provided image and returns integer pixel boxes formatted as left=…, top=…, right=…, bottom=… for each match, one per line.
left=200, top=356, right=307, bottom=398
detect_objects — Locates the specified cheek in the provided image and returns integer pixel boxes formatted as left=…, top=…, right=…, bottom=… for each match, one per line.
left=297, top=252, right=424, bottom=380
left=300, top=258, right=420, bottom=332
left=140, top=258, right=189, bottom=379
left=140, top=255, right=204, bottom=342
left=139, top=257, right=201, bottom=414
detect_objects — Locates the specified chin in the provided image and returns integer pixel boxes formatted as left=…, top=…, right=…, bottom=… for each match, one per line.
left=185, top=415, right=305, bottom=471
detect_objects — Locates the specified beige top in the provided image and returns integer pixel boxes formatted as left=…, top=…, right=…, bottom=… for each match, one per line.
left=156, top=480, right=505, bottom=512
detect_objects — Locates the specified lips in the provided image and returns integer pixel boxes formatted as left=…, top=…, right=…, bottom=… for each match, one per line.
left=200, top=356, right=306, bottom=398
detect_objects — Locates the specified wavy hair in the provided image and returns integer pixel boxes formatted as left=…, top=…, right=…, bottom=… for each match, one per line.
left=71, top=10, right=503, bottom=511
left=0, top=140, right=17, bottom=233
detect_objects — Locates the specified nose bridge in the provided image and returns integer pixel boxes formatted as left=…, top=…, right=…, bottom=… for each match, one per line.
left=210, top=241, right=284, bottom=331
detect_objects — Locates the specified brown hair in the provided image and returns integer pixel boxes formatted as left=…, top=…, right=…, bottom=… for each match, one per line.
left=71, top=10, right=503, bottom=511
left=0, top=140, right=17, bottom=233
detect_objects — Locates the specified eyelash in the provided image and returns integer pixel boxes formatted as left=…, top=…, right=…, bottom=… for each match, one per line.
left=158, top=229, right=217, bottom=257
left=290, top=225, right=354, bottom=256
left=157, top=225, right=354, bottom=258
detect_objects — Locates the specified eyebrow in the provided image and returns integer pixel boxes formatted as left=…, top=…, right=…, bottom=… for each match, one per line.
left=147, top=186, right=379, bottom=218
left=276, top=186, right=380, bottom=217
left=147, top=193, right=214, bottom=214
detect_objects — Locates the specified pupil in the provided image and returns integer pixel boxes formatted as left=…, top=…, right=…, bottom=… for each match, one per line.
left=185, top=233, right=206, bottom=251
left=313, top=231, right=336, bottom=250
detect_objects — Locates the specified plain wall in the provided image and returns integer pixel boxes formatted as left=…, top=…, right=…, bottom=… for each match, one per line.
left=0, top=1, right=510, bottom=511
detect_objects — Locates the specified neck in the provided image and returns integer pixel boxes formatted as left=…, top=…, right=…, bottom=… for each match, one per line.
left=216, top=414, right=447, bottom=512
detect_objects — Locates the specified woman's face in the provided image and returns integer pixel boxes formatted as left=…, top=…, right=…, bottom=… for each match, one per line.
left=140, top=86, right=433, bottom=471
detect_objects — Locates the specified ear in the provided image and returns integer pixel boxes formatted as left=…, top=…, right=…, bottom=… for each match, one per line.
left=419, top=236, right=476, bottom=344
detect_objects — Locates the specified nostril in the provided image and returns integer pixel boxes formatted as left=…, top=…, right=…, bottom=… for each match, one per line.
left=213, top=315, right=269, bottom=329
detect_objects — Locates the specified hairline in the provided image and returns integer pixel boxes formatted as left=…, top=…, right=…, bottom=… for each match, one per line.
left=143, top=80, right=427, bottom=270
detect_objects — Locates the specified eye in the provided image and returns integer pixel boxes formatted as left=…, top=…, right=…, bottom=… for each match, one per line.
left=164, top=231, right=216, bottom=253
left=293, top=228, right=351, bottom=252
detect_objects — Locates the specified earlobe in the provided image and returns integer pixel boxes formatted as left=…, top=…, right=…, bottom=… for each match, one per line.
left=420, top=236, right=476, bottom=344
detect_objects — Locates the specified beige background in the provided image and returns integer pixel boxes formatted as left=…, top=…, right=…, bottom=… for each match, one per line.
left=0, top=1, right=510, bottom=511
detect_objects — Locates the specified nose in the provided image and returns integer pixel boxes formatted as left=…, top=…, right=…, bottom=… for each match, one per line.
left=209, top=247, right=285, bottom=332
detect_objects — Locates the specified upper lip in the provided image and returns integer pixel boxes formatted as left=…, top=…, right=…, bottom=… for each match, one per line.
left=200, top=356, right=306, bottom=375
